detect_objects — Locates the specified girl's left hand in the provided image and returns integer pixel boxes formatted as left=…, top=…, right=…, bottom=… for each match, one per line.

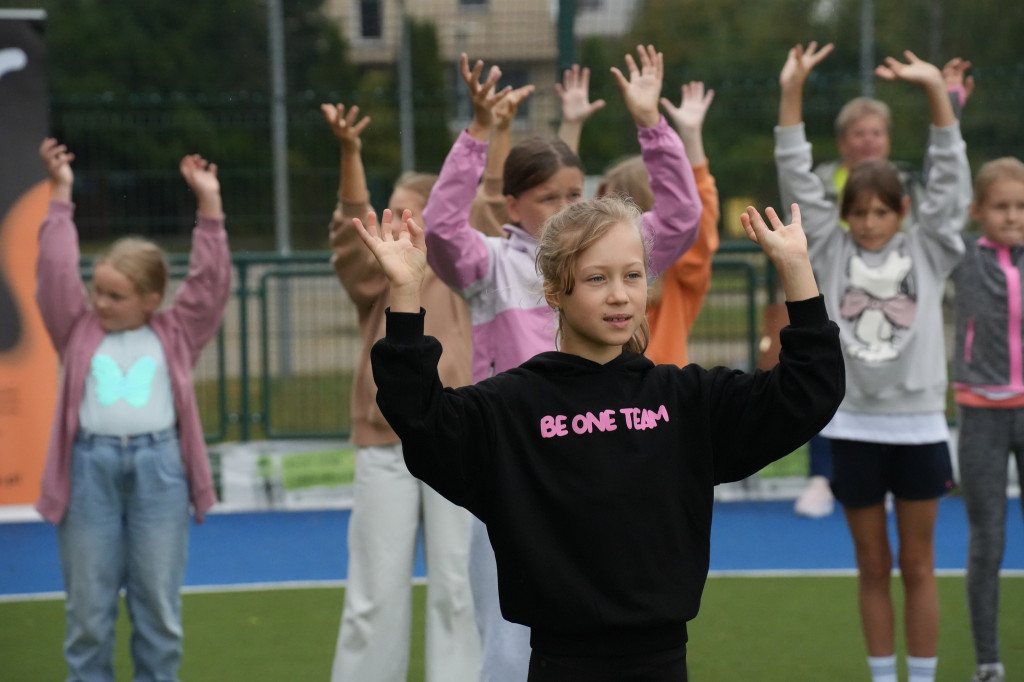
left=875, top=50, right=943, bottom=88
left=610, top=44, right=663, bottom=128
left=660, top=81, right=715, bottom=134
left=492, top=84, right=536, bottom=131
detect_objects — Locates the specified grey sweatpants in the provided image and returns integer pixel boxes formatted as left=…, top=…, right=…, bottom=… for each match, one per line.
left=957, top=405, right=1024, bottom=665
left=468, top=516, right=531, bottom=682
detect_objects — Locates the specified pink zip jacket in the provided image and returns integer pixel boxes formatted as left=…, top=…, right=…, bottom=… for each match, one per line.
left=35, top=200, right=231, bottom=524
left=423, top=117, right=701, bottom=382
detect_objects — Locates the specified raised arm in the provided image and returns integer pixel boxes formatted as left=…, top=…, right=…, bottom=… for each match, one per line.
left=741, top=204, right=818, bottom=301
left=654, top=83, right=720, bottom=307
left=660, top=80, right=714, bottom=167
left=469, top=84, right=534, bottom=237
left=555, top=64, right=606, bottom=153
left=876, top=50, right=956, bottom=128
left=462, top=53, right=512, bottom=143
left=878, top=52, right=970, bottom=266
left=181, top=153, right=222, bottom=218
left=610, top=44, right=663, bottom=129
left=353, top=209, right=427, bottom=314
left=942, top=57, right=974, bottom=119
left=35, top=138, right=87, bottom=354
left=615, top=46, right=700, bottom=274
left=778, top=41, right=834, bottom=128
left=168, top=154, right=231, bottom=362
left=365, top=208, right=495, bottom=514
left=321, top=102, right=388, bottom=308
left=422, top=55, right=506, bottom=291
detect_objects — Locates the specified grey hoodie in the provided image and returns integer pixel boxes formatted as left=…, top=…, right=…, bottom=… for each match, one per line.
left=775, top=122, right=970, bottom=414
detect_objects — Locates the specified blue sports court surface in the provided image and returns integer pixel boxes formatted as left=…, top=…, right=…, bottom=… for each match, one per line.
left=3, top=496, right=1023, bottom=599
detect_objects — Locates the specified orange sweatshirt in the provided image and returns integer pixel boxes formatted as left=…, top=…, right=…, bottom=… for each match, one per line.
left=644, top=162, right=720, bottom=367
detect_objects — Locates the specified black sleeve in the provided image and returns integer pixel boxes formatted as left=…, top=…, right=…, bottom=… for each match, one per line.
left=707, top=295, right=845, bottom=483
left=370, top=308, right=487, bottom=515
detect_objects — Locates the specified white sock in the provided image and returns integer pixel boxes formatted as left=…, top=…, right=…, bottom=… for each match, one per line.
left=907, top=655, right=937, bottom=682
left=868, top=654, right=897, bottom=682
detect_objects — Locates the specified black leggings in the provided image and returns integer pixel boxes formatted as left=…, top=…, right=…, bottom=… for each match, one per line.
left=527, top=645, right=688, bottom=682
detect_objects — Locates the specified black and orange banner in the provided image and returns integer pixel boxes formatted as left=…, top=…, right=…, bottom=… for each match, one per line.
left=0, top=10, right=57, bottom=507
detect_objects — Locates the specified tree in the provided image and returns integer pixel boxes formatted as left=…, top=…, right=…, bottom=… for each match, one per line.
left=42, top=0, right=360, bottom=246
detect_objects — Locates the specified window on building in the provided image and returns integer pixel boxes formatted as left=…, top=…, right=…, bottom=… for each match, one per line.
left=360, top=0, right=382, bottom=38
left=459, top=0, right=488, bottom=8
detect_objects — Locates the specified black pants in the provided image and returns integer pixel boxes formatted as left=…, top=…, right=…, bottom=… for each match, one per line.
left=527, top=645, right=687, bottom=682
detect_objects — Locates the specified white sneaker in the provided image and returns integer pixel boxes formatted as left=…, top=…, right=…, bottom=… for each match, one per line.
left=794, top=476, right=834, bottom=518
left=971, top=663, right=1005, bottom=682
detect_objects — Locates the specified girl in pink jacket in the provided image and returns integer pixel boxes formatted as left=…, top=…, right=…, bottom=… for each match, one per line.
left=35, top=138, right=231, bottom=681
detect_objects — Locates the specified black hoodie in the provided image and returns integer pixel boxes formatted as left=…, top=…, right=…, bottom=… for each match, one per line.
left=371, top=295, right=844, bottom=657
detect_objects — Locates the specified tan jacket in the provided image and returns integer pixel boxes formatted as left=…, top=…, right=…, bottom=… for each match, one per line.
left=330, top=198, right=474, bottom=446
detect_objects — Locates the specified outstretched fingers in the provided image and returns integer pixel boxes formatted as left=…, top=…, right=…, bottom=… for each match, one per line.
left=740, top=206, right=769, bottom=244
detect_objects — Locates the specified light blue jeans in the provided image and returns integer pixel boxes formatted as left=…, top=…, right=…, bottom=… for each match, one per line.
left=57, top=429, right=189, bottom=682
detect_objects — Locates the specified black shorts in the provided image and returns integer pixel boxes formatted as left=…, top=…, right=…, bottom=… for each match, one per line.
left=830, top=439, right=954, bottom=509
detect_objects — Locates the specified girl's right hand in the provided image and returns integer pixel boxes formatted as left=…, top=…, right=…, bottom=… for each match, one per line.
left=779, top=41, right=834, bottom=92
left=492, top=84, right=536, bottom=131
left=353, top=209, right=427, bottom=300
left=39, top=138, right=74, bottom=188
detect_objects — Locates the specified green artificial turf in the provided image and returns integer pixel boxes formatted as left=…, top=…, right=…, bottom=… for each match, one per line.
left=4, top=577, right=1023, bottom=680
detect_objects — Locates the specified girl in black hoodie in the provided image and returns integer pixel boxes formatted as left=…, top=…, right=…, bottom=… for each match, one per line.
left=357, top=197, right=844, bottom=681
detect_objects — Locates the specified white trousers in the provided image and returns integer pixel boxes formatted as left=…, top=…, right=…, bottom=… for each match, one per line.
left=469, top=516, right=531, bottom=682
left=331, top=443, right=480, bottom=682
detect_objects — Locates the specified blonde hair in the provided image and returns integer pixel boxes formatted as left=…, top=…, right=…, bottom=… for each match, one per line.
left=834, top=97, right=891, bottom=139
left=393, top=171, right=438, bottom=204
left=595, top=156, right=654, bottom=212
left=973, top=157, right=1024, bottom=208
left=97, top=237, right=169, bottom=299
left=536, top=196, right=651, bottom=354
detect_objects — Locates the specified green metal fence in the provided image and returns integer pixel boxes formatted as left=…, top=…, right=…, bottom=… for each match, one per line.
left=83, top=243, right=770, bottom=443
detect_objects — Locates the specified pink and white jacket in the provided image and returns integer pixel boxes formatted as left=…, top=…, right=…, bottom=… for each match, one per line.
left=35, top=200, right=231, bottom=524
left=423, top=117, right=701, bottom=381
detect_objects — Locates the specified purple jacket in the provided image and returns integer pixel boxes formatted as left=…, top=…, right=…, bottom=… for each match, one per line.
left=423, top=117, right=701, bottom=382
left=35, top=200, right=231, bottom=524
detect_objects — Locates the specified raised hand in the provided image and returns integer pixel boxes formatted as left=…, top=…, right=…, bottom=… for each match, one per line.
left=660, top=80, right=715, bottom=135
left=942, top=57, right=975, bottom=104
left=741, top=204, right=817, bottom=301
left=39, top=137, right=75, bottom=189
left=555, top=64, right=606, bottom=126
left=875, top=50, right=944, bottom=88
left=180, top=154, right=222, bottom=217
left=610, top=44, right=663, bottom=128
left=353, top=209, right=426, bottom=310
left=321, top=103, right=371, bottom=152
left=461, top=53, right=511, bottom=139
left=779, top=41, right=834, bottom=92
left=877, top=50, right=954, bottom=127
left=492, top=84, right=536, bottom=131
